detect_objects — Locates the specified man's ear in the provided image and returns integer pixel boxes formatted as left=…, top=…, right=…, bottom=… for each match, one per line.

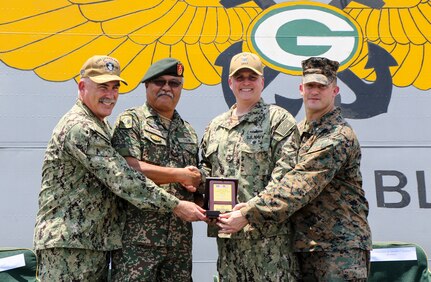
left=78, top=80, right=85, bottom=91
left=333, top=85, right=340, bottom=97
left=299, top=83, right=305, bottom=97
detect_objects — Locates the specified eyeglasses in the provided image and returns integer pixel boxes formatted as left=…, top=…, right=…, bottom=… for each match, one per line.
left=150, top=79, right=182, bottom=88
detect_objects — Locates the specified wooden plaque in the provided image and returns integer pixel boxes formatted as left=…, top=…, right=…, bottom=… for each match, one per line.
left=204, top=177, right=238, bottom=218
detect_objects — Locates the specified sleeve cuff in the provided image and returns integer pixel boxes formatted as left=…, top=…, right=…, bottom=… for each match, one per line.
left=164, top=193, right=181, bottom=210
left=240, top=197, right=260, bottom=223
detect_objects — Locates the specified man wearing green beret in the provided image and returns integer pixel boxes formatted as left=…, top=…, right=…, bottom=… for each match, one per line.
left=111, top=58, right=202, bottom=281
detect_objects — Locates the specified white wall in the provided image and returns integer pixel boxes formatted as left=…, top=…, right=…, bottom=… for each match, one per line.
left=1, top=60, right=431, bottom=281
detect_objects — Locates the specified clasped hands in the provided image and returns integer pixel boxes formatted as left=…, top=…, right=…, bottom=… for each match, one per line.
left=178, top=166, right=201, bottom=192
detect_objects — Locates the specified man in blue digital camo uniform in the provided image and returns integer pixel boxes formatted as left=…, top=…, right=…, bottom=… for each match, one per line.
left=218, top=57, right=372, bottom=282
left=111, top=58, right=202, bottom=281
left=200, top=52, right=301, bottom=281
left=33, top=55, right=206, bottom=281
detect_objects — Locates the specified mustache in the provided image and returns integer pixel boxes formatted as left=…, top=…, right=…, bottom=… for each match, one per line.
left=156, top=91, right=173, bottom=98
left=99, top=98, right=116, bottom=104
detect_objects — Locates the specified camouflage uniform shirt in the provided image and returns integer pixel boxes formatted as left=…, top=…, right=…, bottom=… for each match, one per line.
left=33, top=100, right=179, bottom=251
left=200, top=99, right=299, bottom=239
left=244, top=107, right=372, bottom=252
left=112, top=103, right=198, bottom=249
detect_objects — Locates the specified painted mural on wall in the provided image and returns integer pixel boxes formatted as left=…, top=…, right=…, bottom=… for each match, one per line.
left=1, top=0, right=430, bottom=119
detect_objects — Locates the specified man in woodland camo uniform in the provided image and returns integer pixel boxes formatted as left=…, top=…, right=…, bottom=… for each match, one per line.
left=200, top=52, right=301, bottom=281
left=218, top=57, right=372, bottom=282
left=33, top=55, right=205, bottom=281
left=111, top=58, right=202, bottom=281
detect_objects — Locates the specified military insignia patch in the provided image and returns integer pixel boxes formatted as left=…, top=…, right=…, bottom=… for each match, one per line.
left=177, top=63, right=184, bottom=76
left=178, top=137, right=194, bottom=144
left=106, top=62, right=115, bottom=72
left=150, top=134, right=162, bottom=142
left=275, top=119, right=294, bottom=137
left=144, top=125, right=163, bottom=136
left=120, top=115, right=133, bottom=129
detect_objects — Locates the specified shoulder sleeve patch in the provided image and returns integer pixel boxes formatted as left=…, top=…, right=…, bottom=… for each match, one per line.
left=275, top=118, right=295, bottom=137
left=119, top=115, right=133, bottom=129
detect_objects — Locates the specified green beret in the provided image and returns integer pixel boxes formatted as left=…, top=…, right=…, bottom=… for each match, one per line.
left=141, top=58, right=184, bottom=83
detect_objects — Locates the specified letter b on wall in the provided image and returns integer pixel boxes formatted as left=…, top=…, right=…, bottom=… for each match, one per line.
left=375, top=170, right=410, bottom=208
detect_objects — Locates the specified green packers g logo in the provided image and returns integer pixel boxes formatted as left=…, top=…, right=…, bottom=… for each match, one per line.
left=246, top=2, right=363, bottom=75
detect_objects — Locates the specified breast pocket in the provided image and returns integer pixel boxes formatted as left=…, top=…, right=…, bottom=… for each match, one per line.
left=202, top=143, right=220, bottom=174
left=178, top=139, right=198, bottom=166
left=239, top=144, right=271, bottom=176
left=141, top=131, right=167, bottom=164
left=239, top=144, right=271, bottom=198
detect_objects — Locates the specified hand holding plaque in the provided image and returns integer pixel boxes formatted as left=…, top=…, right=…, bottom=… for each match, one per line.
left=204, top=177, right=238, bottom=218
